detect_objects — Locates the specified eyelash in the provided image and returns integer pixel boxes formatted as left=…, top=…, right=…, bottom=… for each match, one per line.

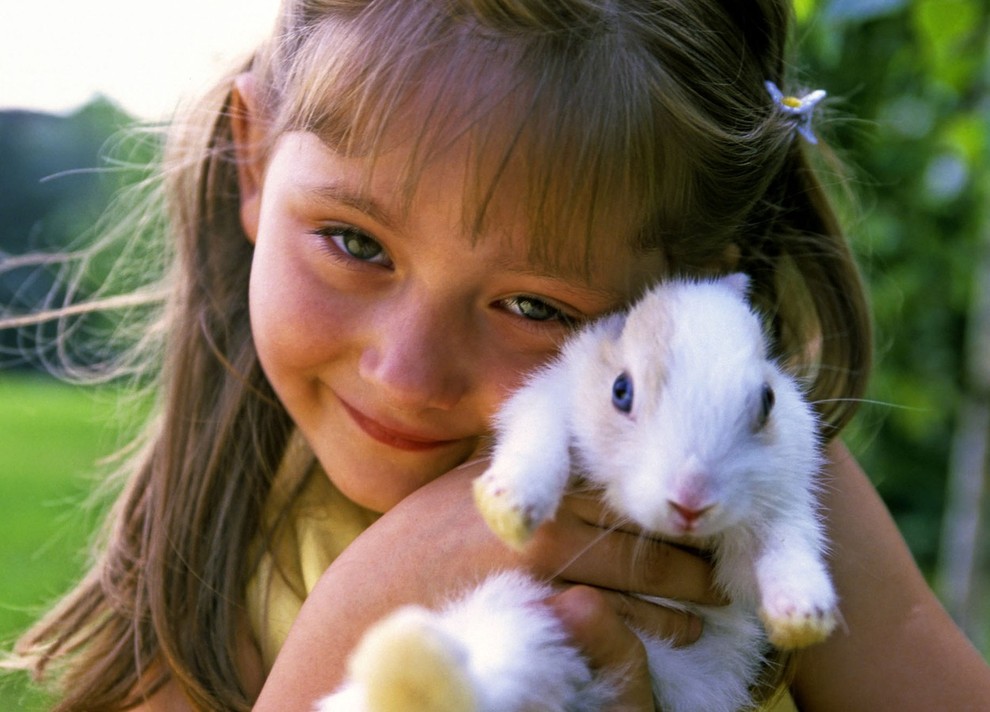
left=500, top=296, right=579, bottom=328
left=312, top=224, right=393, bottom=268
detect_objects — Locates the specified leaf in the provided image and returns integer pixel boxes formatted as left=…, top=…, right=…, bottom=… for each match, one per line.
left=793, top=0, right=819, bottom=23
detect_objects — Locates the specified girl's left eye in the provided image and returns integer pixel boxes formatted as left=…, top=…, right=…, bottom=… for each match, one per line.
left=315, top=225, right=393, bottom=267
left=501, top=296, right=576, bottom=326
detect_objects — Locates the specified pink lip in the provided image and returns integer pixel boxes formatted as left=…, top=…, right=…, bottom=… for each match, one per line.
left=340, top=400, right=459, bottom=452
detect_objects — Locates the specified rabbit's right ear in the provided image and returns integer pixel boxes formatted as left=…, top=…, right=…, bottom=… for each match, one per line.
left=230, top=73, right=267, bottom=244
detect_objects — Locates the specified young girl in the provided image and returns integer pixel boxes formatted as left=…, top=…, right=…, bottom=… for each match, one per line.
left=9, top=0, right=990, bottom=710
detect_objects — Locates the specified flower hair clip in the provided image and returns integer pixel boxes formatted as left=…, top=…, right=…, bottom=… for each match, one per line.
left=765, top=81, right=826, bottom=145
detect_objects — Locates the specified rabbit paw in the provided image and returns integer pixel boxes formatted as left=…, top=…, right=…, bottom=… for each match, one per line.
left=348, top=607, right=478, bottom=712
left=473, top=471, right=547, bottom=549
left=759, top=593, right=838, bottom=649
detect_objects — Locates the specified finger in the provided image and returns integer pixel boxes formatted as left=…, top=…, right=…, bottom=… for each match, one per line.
left=528, top=514, right=724, bottom=606
left=546, top=586, right=656, bottom=711
left=563, top=491, right=695, bottom=546
left=562, top=489, right=638, bottom=532
left=598, top=590, right=703, bottom=647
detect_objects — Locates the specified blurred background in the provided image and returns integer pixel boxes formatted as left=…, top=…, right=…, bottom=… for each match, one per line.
left=1, top=0, right=988, bottom=707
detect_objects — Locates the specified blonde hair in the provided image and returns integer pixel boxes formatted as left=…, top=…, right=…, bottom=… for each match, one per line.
left=10, top=1, right=870, bottom=709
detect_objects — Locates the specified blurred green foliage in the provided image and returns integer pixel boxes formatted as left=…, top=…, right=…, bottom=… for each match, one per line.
left=0, top=97, right=162, bottom=372
left=795, top=0, right=989, bottom=570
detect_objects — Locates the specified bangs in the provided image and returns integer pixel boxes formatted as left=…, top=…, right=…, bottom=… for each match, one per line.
left=265, top=2, right=677, bottom=273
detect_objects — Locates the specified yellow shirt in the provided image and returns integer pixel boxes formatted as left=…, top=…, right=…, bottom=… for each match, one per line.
left=246, top=434, right=798, bottom=711
left=246, top=432, right=380, bottom=669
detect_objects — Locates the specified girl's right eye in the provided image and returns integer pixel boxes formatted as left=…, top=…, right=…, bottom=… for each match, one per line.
left=313, top=225, right=393, bottom=267
left=500, top=295, right=582, bottom=326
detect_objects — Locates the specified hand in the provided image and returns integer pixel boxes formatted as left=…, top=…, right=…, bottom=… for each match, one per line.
left=523, top=488, right=719, bottom=639
left=548, top=586, right=656, bottom=711
left=531, top=490, right=716, bottom=711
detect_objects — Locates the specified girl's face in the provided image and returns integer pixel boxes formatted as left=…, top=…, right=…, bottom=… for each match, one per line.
left=243, top=131, right=665, bottom=512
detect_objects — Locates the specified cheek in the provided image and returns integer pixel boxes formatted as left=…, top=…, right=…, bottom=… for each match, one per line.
left=248, top=232, right=347, bottom=384
left=476, top=347, right=555, bottom=420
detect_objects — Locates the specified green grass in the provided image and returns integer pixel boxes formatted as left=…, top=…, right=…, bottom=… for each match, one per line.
left=0, top=374, right=126, bottom=710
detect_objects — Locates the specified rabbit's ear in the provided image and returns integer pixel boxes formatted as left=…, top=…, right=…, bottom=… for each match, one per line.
left=717, top=272, right=751, bottom=299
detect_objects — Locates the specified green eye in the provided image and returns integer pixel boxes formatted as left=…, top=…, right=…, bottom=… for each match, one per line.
left=503, top=296, right=577, bottom=326
left=510, top=297, right=557, bottom=321
left=338, top=229, right=384, bottom=261
left=316, top=225, right=391, bottom=266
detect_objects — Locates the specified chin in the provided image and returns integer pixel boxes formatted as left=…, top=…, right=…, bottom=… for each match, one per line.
left=332, top=464, right=439, bottom=514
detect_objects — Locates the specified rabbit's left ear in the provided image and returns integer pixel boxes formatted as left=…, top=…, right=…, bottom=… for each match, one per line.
left=717, top=272, right=751, bottom=299
left=599, top=311, right=628, bottom=341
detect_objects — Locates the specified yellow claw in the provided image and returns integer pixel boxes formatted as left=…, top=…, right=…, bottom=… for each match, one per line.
left=352, top=608, right=478, bottom=712
left=472, top=476, right=536, bottom=550
left=759, top=607, right=837, bottom=650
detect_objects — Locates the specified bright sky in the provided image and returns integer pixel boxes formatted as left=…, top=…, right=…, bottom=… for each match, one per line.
left=0, top=0, right=279, bottom=119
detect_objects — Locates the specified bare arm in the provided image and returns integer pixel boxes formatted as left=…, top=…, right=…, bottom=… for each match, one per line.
left=791, top=440, right=990, bottom=710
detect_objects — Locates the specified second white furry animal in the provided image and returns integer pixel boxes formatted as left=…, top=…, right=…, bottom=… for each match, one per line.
left=319, top=275, right=838, bottom=712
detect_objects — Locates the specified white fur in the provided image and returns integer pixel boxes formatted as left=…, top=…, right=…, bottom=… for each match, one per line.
left=318, top=275, right=837, bottom=712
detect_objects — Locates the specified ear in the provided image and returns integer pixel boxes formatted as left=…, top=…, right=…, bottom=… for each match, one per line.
left=717, top=272, right=751, bottom=299
left=601, top=311, right=628, bottom=341
left=230, top=73, right=267, bottom=244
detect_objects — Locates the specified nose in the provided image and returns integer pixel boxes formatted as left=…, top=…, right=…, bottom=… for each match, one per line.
left=667, top=499, right=715, bottom=529
left=359, top=293, right=470, bottom=411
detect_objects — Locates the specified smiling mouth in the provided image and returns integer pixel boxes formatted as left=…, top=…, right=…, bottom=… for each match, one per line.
left=340, top=400, right=460, bottom=452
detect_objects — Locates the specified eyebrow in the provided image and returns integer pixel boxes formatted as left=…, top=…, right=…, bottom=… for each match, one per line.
left=488, top=257, right=629, bottom=311
left=303, top=181, right=402, bottom=231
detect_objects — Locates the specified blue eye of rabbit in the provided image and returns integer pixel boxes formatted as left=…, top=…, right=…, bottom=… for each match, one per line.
left=612, top=373, right=633, bottom=413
